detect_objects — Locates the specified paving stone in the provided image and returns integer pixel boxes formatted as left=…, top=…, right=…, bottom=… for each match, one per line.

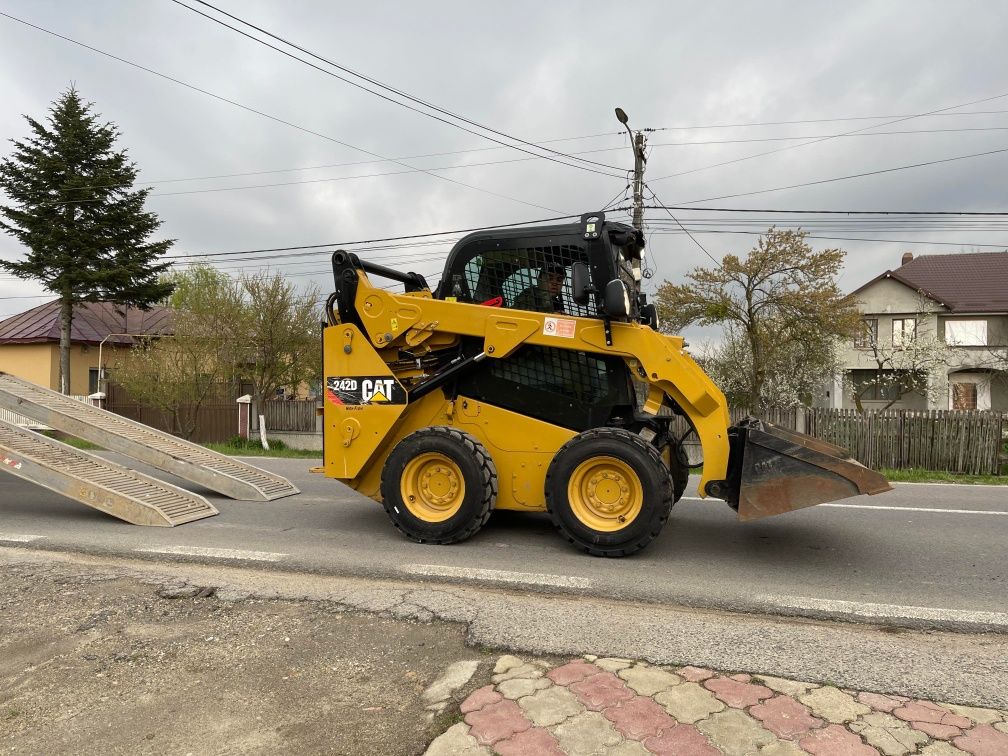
left=497, top=676, right=552, bottom=700
left=940, top=703, right=1003, bottom=726
left=750, top=694, right=824, bottom=739
left=919, top=742, right=970, bottom=756
left=603, top=696, right=677, bottom=740
left=754, top=675, right=816, bottom=698
left=548, top=659, right=601, bottom=686
left=493, top=663, right=546, bottom=684
left=800, top=686, right=872, bottom=724
left=643, top=723, right=720, bottom=756
left=604, top=740, right=651, bottom=756
left=800, top=723, right=881, bottom=755
left=730, top=673, right=752, bottom=682
left=655, top=682, right=725, bottom=724
left=424, top=722, right=492, bottom=755
left=493, top=726, right=564, bottom=756
left=677, top=665, right=715, bottom=682
left=849, top=711, right=929, bottom=755
left=893, top=701, right=972, bottom=729
left=858, top=692, right=904, bottom=713
left=423, top=660, right=481, bottom=705
left=704, top=676, right=774, bottom=708
left=696, top=708, right=777, bottom=756
left=518, top=685, right=583, bottom=727
left=553, top=710, right=622, bottom=755
left=494, top=655, right=525, bottom=674
left=994, top=721, right=1008, bottom=734
left=570, top=671, right=635, bottom=711
left=461, top=685, right=502, bottom=714
left=464, top=698, right=532, bottom=746
left=617, top=665, right=682, bottom=696
left=914, top=721, right=964, bottom=740
left=584, top=654, right=598, bottom=662
left=758, top=741, right=807, bottom=756
left=595, top=657, right=634, bottom=673
left=953, top=724, right=1008, bottom=755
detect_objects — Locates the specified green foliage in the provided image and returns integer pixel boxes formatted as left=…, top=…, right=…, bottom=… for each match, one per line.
left=655, top=228, right=860, bottom=411
left=111, top=265, right=243, bottom=440
left=0, top=87, right=175, bottom=392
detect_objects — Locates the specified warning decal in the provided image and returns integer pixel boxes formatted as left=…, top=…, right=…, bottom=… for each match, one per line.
left=543, top=317, right=576, bottom=339
left=326, top=376, right=407, bottom=406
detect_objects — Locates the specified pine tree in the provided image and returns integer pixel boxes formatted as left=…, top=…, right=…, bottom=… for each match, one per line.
left=0, top=87, right=175, bottom=393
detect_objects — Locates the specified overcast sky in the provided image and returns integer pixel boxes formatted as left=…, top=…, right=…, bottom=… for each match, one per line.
left=1, top=1, right=1007, bottom=332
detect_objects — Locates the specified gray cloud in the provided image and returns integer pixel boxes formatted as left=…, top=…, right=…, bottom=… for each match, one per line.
left=2, top=0, right=1007, bottom=328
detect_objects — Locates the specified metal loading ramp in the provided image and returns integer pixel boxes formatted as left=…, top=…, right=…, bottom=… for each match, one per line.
left=0, top=373, right=299, bottom=501
left=0, top=419, right=217, bottom=526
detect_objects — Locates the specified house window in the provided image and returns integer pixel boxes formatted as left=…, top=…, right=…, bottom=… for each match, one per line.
left=892, top=318, right=916, bottom=347
left=951, top=382, right=978, bottom=410
left=945, top=320, right=987, bottom=346
left=88, top=368, right=107, bottom=395
left=854, top=318, right=878, bottom=349
left=850, top=369, right=903, bottom=401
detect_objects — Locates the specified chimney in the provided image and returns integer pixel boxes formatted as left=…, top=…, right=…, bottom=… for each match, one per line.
left=901, top=252, right=913, bottom=266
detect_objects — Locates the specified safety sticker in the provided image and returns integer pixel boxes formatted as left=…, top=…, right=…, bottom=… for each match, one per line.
left=326, top=376, right=407, bottom=406
left=543, top=317, right=576, bottom=338
left=2, top=456, right=23, bottom=470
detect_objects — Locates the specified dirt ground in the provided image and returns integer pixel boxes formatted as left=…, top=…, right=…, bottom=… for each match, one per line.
left=0, top=563, right=492, bottom=755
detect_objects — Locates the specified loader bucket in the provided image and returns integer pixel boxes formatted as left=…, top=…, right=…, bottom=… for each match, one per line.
left=722, top=418, right=892, bottom=521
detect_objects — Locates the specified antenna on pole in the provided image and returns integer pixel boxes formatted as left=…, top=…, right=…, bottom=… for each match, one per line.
left=615, top=108, right=647, bottom=231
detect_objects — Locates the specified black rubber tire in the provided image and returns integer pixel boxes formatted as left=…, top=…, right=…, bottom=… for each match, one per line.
left=668, top=440, right=690, bottom=503
left=380, top=426, right=497, bottom=544
left=545, top=427, right=674, bottom=557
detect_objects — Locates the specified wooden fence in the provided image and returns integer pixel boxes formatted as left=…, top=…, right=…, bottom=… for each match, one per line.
left=805, top=408, right=1005, bottom=476
left=670, top=406, right=1005, bottom=475
left=261, top=400, right=320, bottom=433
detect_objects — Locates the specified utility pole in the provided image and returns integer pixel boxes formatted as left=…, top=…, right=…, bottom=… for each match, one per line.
left=615, top=108, right=647, bottom=231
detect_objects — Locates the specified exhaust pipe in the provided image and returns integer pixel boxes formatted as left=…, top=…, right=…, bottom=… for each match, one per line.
left=712, top=418, right=892, bottom=521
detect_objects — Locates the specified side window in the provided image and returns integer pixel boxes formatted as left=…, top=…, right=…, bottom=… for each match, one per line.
left=502, top=268, right=540, bottom=308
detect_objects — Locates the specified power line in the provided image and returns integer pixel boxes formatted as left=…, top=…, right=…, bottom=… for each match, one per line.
left=643, top=184, right=721, bottom=267
left=672, top=145, right=1008, bottom=205
left=647, top=228, right=1008, bottom=249
left=0, top=11, right=564, bottom=214
left=649, top=90, right=1008, bottom=183
left=642, top=109, right=1008, bottom=132
left=639, top=206, right=1008, bottom=215
left=165, top=213, right=583, bottom=260
left=174, top=0, right=624, bottom=176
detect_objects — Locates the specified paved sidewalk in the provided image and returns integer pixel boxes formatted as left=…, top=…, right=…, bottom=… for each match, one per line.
left=426, top=655, right=1008, bottom=756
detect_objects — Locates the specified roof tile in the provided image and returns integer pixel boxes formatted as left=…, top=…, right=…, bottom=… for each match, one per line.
left=0, top=300, right=173, bottom=345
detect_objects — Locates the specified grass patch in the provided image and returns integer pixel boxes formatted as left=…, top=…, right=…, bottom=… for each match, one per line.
left=42, top=431, right=102, bottom=450
left=881, top=467, right=1007, bottom=485
left=204, top=436, right=321, bottom=459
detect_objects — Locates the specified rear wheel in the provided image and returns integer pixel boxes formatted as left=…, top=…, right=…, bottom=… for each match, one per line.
left=546, top=427, right=674, bottom=557
left=380, top=427, right=497, bottom=544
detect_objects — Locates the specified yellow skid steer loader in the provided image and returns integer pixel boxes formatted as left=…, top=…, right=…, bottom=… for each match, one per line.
left=321, top=212, right=890, bottom=556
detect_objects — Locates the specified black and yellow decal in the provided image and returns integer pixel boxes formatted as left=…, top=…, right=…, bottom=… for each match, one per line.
left=326, top=376, right=407, bottom=406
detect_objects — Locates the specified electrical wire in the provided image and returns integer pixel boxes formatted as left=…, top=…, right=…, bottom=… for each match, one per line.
left=0, top=11, right=564, bottom=213
left=649, top=90, right=1008, bottom=183
left=643, top=184, right=721, bottom=267
left=173, top=0, right=625, bottom=176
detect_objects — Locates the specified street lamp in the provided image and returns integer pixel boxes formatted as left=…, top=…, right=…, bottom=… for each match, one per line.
left=614, top=107, right=647, bottom=231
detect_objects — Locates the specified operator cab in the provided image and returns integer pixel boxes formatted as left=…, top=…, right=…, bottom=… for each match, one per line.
left=434, top=212, right=654, bottom=326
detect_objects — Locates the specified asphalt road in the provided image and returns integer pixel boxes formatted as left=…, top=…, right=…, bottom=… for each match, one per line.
left=1, top=453, right=1006, bottom=628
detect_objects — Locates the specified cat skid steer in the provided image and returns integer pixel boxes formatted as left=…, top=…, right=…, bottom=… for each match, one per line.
left=321, top=212, right=890, bottom=556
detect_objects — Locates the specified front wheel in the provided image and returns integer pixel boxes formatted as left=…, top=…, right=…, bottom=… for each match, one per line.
left=380, top=427, right=497, bottom=544
left=545, top=427, right=674, bottom=557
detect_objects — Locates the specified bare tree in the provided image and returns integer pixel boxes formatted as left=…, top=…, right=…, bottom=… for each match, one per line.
left=847, top=304, right=952, bottom=410
left=111, top=265, right=243, bottom=439
left=655, top=228, right=859, bottom=412
left=235, top=271, right=322, bottom=449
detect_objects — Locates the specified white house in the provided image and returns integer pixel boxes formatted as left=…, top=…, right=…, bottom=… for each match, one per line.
left=824, top=251, right=1008, bottom=411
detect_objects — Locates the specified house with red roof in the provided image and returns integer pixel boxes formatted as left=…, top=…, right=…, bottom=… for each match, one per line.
left=824, top=251, right=1008, bottom=411
left=0, top=300, right=172, bottom=395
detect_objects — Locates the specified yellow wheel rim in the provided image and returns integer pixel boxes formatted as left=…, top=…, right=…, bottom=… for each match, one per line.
left=567, top=456, right=643, bottom=532
left=400, top=452, right=466, bottom=522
